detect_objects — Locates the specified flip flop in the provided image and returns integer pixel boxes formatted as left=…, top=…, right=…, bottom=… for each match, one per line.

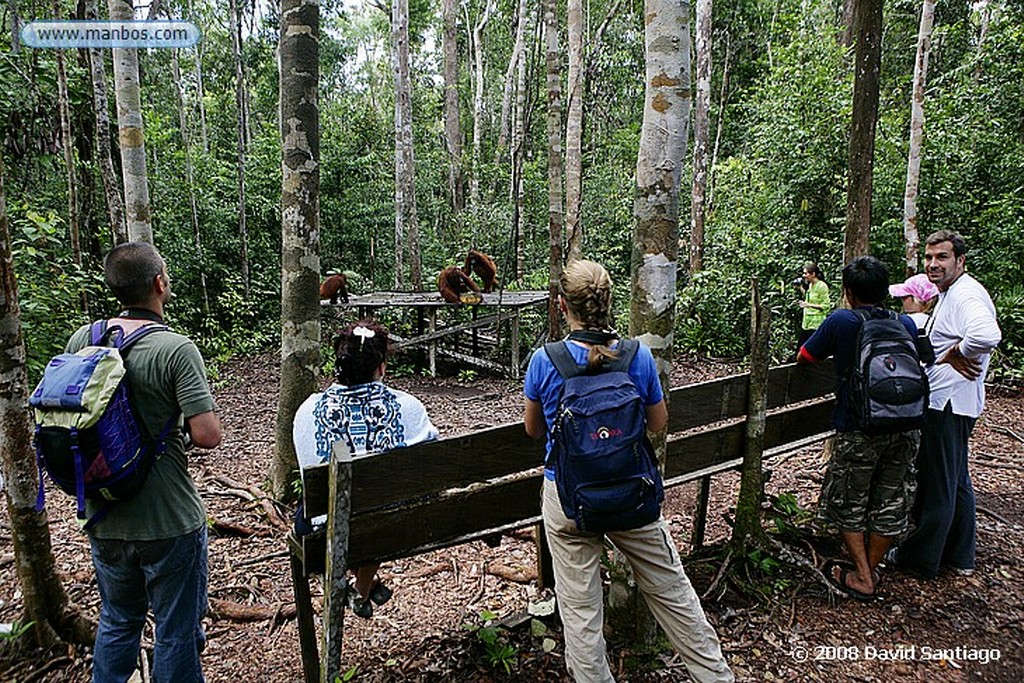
left=823, top=559, right=877, bottom=602
left=368, top=579, right=393, bottom=606
left=831, top=558, right=882, bottom=588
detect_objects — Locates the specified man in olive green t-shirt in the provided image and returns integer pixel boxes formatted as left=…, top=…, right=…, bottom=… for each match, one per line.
left=65, top=242, right=222, bottom=683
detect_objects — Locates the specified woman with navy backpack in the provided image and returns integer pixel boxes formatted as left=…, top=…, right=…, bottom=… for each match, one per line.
left=523, top=259, right=733, bottom=683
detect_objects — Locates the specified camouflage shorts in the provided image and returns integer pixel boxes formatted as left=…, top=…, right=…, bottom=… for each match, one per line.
left=819, top=430, right=921, bottom=536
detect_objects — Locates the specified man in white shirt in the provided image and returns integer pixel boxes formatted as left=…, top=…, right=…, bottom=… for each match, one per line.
left=891, top=230, right=1001, bottom=578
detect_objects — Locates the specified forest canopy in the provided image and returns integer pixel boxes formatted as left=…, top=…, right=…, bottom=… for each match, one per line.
left=2, top=0, right=1022, bottom=379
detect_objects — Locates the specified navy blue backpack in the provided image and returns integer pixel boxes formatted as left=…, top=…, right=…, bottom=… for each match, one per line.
left=545, top=339, right=664, bottom=533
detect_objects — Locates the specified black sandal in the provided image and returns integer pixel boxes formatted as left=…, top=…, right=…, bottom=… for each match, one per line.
left=369, top=579, right=393, bottom=606
left=345, top=580, right=374, bottom=618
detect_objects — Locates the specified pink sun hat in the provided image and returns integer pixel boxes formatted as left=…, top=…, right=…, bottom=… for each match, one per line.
left=889, top=273, right=938, bottom=302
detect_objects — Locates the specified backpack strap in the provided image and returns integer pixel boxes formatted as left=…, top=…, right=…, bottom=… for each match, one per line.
left=544, top=338, right=641, bottom=379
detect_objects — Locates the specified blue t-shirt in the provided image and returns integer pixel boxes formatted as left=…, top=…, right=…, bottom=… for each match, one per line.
left=524, top=340, right=664, bottom=478
left=800, top=307, right=918, bottom=431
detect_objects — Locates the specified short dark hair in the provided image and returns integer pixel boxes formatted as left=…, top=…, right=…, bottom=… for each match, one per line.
left=842, top=256, right=889, bottom=305
left=925, top=229, right=967, bottom=258
left=103, top=242, right=165, bottom=306
left=333, top=319, right=391, bottom=385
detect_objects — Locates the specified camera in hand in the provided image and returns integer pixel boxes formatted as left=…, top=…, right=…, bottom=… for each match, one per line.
left=791, top=276, right=808, bottom=289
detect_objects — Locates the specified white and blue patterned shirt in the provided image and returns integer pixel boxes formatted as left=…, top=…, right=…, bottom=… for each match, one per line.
left=293, top=381, right=439, bottom=474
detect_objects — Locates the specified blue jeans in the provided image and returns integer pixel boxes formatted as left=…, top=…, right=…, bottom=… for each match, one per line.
left=89, top=526, right=208, bottom=683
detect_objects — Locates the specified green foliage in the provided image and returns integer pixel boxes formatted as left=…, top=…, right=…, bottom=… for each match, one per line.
left=462, top=610, right=518, bottom=675
left=0, top=620, right=34, bottom=642
left=768, top=491, right=817, bottom=538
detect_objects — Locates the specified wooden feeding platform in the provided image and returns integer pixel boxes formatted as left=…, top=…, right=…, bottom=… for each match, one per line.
left=322, top=290, right=550, bottom=378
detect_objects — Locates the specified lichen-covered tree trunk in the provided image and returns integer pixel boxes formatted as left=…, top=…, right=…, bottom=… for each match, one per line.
left=108, top=0, right=153, bottom=243
left=85, top=0, right=126, bottom=245
left=53, top=1, right=81, bottom=286
left=630, top=0, right=690, bottom=397
left=689, top=0, right=712, bottom=274
left=563, top=0, right=584, bottom=262
left=902, top=0, right=935, bottom=277
left=843, top=0, right=883, bottom=264
left=230, top=0, right=251, bottom=298
left=392, top=0, right=421, bottom=289
left=512, top=38, right=528, bottom=285
left=442, top=0, right=464, bottom=217
left=272, top=0, right=320, bottom=499
left=544, top=0, right=563, bottom=341
left=0, top=153, right=94, bottom=651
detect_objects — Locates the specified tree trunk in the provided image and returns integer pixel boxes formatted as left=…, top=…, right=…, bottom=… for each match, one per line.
left=839, top=0, right=854, bottom=47
left=469, top=0, right=493, bottom=208
left=392, top=0, right=421, bottom=289
left=707, top=35, right=730, bottom=214
left=171, top=49, right=210, bottom=316
left=689, top=0, right=712, bottom=274
left=973, top=0, right=990, bottom=83
left=498, top=0, right=529, bottom=152
left=617, top=0, right=691, bottom=646
left=230, top=0, right=251, bottom=299
left=272, top=0, right=321, bottom=500
left=902, top=0, right=935, bottom=277
left=512, top=33, right=528, bottom=286
left=442, top=0, right=464, bottom=218
left=108, top=0, right=152, bottom=243
left=85, top=0, right=126, bottom=245
left=53, top=0, right=81, bottom=291
left=731, top=278, right=770, bottom=548
left=193, top=45, right=210, bottom=154
left=0, top=152, right=95, bottom=652
left=842, top=0, right=883, bottom=264
left=563, top=0, right=584, bottom=262
left=544, top=0, right=563, bottom=341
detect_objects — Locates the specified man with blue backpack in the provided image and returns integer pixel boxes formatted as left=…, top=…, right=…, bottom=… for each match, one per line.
left=57, top=242, right=221, bottom=682
left=798, top=255, right=926, bottom=601
left=523, top=260, right=732, bottom=683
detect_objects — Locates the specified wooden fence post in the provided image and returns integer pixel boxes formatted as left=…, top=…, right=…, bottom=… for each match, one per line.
left=322, top=440, right=353, bottom=683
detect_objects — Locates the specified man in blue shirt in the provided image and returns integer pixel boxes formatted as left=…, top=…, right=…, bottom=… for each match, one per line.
left=798, top=256, right=920, bottom=601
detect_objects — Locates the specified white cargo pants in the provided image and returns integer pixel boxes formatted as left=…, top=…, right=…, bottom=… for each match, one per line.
left=542, top=479, right=734, bottom=683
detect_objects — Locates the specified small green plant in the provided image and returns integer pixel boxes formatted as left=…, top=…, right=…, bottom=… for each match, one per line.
left=457, top=368, right=479, bottom=382
left=462, top=610, right=517, bottom=675
left=768, top=491, right=816, bottom=537
left=333, top=665, right=359, bottom=682
left=0, top=620, right=34, bottom=641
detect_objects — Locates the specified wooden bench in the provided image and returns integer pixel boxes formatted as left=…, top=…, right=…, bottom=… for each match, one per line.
left=288, top=360, right=835, bottom=683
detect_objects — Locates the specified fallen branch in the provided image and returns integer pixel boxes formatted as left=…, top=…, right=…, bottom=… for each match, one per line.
left=209, top=518, right=261, bottom=538
left=701, top=546, right=734, bottom=601
left=977, top=505, right=1014, bottom=526
left=208, top=598, right=297, bottom=623
left=974, top=460, right=1024, bottom=473
left=232, top=550, right=290, bottom=569
left=404, top=563, right=449, bottom=580
left=23, top=656, right=72, bottom=683
left=992, top=425, right=1024, bottom=445
left=486, top=562, right=536, bottom=583
left=209, top=475, right=291, bottom=531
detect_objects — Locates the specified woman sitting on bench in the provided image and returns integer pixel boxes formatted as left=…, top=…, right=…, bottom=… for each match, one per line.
left=293, top=319, right=439, bottom=618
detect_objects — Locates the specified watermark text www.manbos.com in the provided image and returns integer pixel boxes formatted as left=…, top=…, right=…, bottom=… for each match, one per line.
left=21, top=21, right=200, bottom=49
left=790, top=644, right=1002, bottom=665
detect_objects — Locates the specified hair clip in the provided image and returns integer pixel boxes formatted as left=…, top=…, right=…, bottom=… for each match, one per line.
left=353, top=325, right=375, bottom=350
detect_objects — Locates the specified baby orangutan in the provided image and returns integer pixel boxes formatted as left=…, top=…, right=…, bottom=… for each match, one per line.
left=462, top=249, right=499, bottom=293
left=319, top=273, right=349, bottom=304
left=438, top=266, right=480, bottom=304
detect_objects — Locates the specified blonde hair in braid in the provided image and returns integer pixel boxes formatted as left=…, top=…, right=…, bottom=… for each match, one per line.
left=560, top=260, right=619, bottom=370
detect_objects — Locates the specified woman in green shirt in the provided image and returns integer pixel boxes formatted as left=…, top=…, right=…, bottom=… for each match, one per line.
left=798, top=261, right=830, bottom=350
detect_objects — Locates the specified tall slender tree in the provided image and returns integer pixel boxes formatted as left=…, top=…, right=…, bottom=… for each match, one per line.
left=230, top=0, right=252, bottom=297
left=272, top=0, right=321, bottom=498
left=108, top=0, right=153, bottom=243
left=0, top=152, right=94, bottom=651
left=468, top=0, right=493, bottom=208
left=563, top=0, right=584, bottom=262
left=442, top=0, right=464, bottom=217
left=902, top=0, right=935, bottom=277
left=53, top=0, right=81, bottom=285
left=689, top=0, right=712, bottom=274
left=392, top=0, right=421, bottom=288
left=544, top=0, right=563, bottom=341
left=843, top=0, right=883, bottom=263
left=85, top=0, right=126, bottom=245
left=171, top=49, right=210, bottom=315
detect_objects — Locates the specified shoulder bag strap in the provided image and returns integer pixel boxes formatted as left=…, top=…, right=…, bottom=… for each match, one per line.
left=544, top=341, right=582, bottom=380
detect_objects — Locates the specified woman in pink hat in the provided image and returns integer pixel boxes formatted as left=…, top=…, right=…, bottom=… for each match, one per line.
left=889, top=273, right=938, bottom=328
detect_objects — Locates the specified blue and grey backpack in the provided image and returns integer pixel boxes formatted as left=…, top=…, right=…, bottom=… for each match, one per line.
left=545, top=339, right=664, bottom=533
left=847, top=308, right=929, bottom=433
left=30, top=321, right=176, bottom=529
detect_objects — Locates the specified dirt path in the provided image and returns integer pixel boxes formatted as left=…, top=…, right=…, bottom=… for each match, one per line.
left=1, top=352, right=1021, bottom=682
